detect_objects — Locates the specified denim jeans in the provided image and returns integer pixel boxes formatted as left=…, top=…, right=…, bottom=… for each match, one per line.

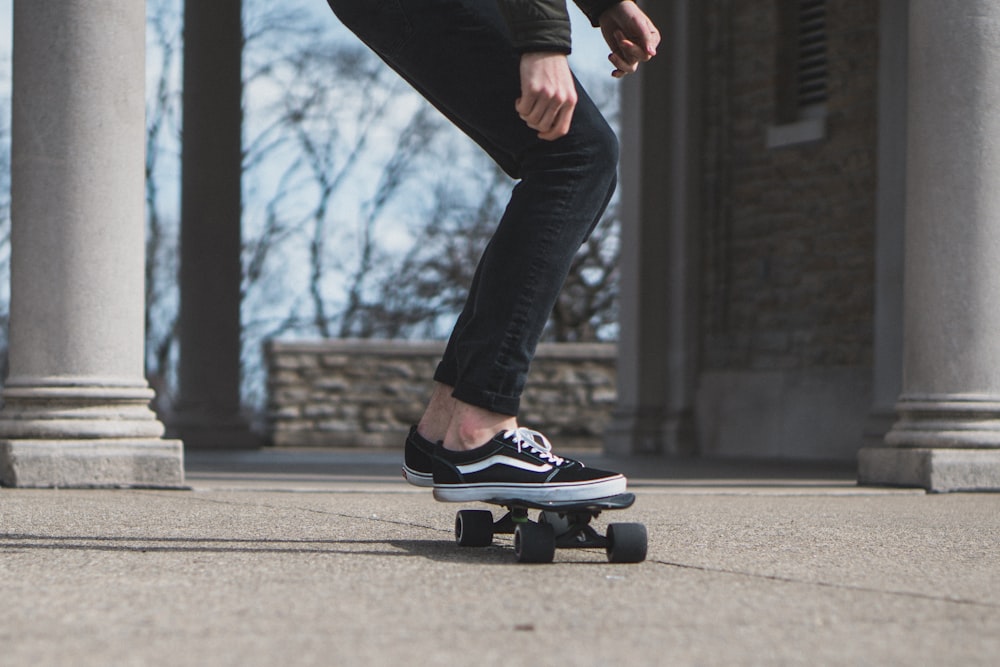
left=326, top=0, right=619, bottom=416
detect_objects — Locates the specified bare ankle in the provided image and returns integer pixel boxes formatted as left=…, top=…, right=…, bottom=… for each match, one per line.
left=443, top=402, right=516, bottom=451
left=417, top=383, right=455, bottom=443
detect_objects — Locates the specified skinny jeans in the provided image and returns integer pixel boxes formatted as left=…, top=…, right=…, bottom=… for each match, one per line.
left=326, top=0, right=619, bottom=416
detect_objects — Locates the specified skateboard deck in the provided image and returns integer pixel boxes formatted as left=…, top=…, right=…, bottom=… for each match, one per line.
left=482, top=492, right=637, bottom=513
left=452, top=492, right=647, bottom=564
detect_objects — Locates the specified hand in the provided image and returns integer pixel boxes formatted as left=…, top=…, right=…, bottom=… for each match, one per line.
left=599, top=1, right=660, bottom=78
left=516, top=52, right=578, bottom=141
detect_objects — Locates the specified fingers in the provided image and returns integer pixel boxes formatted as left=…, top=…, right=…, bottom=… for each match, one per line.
left=618, top=13, right=660, bottom=56
left=517, top=52, right=578, bottom=141
left=609, top=29, right=654, bottom=77
left=646, top=27, right=661, bottom=56
left=516, top=90, right=576, bottom=140
left=636, top=19, right=660, bottom=57
left=600, top=4, right=661, bottom=78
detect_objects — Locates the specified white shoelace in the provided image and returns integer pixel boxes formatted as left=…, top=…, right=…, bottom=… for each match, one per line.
left=503, top=427, right=566, bottom=466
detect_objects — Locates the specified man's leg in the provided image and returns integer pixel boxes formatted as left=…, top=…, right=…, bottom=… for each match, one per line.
left=327, top=0, right=618, bottom=458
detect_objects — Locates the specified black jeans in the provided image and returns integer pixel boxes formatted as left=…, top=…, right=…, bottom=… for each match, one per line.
left=326, top=0, right=619, bottom=416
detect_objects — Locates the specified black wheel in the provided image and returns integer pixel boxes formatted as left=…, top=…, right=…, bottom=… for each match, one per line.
left=606, top=523, right=648, bottom=563
left=513, top=522, right=556, bottom=563
left=455, top=510, right=494, bottom=547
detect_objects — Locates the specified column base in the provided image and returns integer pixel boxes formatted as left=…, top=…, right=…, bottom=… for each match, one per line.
left=858, top=446, right=1000, bottom=492
left=863, top=408, right=897, bottom=448
left=886, top=396, right=1000, bottom=448
left=1, top=439, right=185, bottom=488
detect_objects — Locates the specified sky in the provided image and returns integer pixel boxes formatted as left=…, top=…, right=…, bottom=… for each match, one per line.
left=0, top=0, right=622, bottom=403
left=0, top=0, right=614, bottom=142
left=0, top=1, right=8, bottom=102
left=0, top=0, right=613, bottom=85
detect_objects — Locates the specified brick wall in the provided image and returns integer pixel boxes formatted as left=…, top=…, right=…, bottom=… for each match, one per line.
left=265, top=340, right=616, bottom=449
left=701, top=0, right=878, bottom=372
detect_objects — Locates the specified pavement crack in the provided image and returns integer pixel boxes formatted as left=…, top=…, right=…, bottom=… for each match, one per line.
left=652, top=558, right=1000, bottom=609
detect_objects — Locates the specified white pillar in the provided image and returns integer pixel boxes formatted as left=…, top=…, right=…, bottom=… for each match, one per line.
left=171, top=0, right=256, bottom=449
left=606, top=0, right=701, bottom=455
left=859, top=0, right=1000, bottom=491
left=0, top=0, right=183, bottom=487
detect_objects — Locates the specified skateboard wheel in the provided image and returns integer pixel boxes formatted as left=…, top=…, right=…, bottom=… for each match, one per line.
left=606, top=523, right=647, bottom=563
left=455, top=510, right=494, bottom=547
left=513, top=522, right=556, bottom=563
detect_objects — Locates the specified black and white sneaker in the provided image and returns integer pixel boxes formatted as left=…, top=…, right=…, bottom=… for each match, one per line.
left=402, top=426, right=435, bottom=487
left=432, top=428, right=626, bottom=503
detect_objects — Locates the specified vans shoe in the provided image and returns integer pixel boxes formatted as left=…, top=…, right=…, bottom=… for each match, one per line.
left=432, top=427, right=626, bottom=503
left=402, top=426, right=435, bottom=487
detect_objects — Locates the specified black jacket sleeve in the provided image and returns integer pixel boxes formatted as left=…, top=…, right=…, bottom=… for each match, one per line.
left=573, top=0, right=624, bottom=27
left=496, top=0, right=574, bottom=54
left=495, top=0, right=624, bottom=54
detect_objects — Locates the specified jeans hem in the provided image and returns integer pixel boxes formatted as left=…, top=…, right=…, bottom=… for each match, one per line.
left=449, top=383, right=520, bottom=417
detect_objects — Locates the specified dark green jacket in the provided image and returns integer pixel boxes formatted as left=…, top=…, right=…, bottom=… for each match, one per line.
left=497, top=0, right=624, bottom=53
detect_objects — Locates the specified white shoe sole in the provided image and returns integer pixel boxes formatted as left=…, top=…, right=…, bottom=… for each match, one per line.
left=402, top=466, right=434, bottom=488
left=432, top=475, right=626, bottom=503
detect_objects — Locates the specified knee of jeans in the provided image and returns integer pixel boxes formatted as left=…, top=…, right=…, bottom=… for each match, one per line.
left=523, top=119, right=619, bottom=188
left=578, top=123, right=619, bottom=206
left=591, top=120, right=620, bottom=171
left=581, top=121, right=619, bottom=184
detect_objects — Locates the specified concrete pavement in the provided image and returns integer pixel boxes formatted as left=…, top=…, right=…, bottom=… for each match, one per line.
left=2, top=449, right=998, bottom=666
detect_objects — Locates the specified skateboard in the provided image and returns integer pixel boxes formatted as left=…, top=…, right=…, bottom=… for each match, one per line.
left=452, top=492, right=647, bottom=564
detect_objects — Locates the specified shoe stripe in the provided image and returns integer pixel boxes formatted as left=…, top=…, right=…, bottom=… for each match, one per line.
left=442, top=475, right=624, bottom=490
left=433, top=476, right=627, bottom=503
left=455, top=454, right=554, bottom=476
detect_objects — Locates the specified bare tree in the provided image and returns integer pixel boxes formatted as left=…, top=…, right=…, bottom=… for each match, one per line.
left=356, top=75, right=623, bottom=343
left=349, top=152, right=621, bottom=343
left=362, top=159, right=508, bottom=339
left=338, top=105, right=442, bottom=338
left=548, top=203, right=620, bottom=341
left=141, top=0, right=622, bottom=413
left=238, top=9, right=445, bottom=340
left=144, top=0, right=184, bottom=410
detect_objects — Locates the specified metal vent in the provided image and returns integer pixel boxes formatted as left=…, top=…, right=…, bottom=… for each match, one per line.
left=797, top=0, right=828, bottom=108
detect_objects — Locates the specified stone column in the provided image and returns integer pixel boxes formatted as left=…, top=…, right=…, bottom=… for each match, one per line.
left=606, top=0, right=701, bottom=455
left=863, top=0, right=907, bottom=445
left=0, top=0, right=183, bottom=487
left=171, top=0, right=257, bottom=449
left=859, top=0, right=1000, bottom=491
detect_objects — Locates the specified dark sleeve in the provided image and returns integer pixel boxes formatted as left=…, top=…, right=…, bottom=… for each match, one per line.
left=572, top=0, right=624, bottom=27
left=495, top=0, right=573, bottom=54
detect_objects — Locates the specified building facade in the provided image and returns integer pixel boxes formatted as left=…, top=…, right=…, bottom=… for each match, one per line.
left=611, top=0, right=1000, bottom=489
left=698, top=0, right=879, bottom=461
left=1, top=0, right=999, bottom=491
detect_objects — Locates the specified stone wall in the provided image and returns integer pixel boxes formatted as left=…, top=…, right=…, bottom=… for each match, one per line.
left=693, top=1, right=879, bottom=461
left=265, top=340, right=617, bottom=449
left=701, top=0, right=878, bottom=372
